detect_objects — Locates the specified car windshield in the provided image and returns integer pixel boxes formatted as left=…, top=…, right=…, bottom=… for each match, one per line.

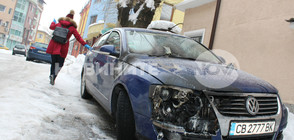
left=126, top=30, right=221, bottom=64
left=33, top=42, right=48, bottom=49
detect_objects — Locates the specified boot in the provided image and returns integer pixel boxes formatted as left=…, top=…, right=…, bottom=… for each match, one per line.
left=49, top=75, right=55, bottom=85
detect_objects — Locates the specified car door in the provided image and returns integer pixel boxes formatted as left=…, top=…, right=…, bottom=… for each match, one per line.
left=94, top=31, right=121, bottom=100
left=86, top=31, right=121, bottom=101
left=85, top=32, right=110, bottom=96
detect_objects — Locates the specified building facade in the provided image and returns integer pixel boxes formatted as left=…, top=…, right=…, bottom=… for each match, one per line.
left=34, top=25, right=51, bottom=44
left=177, top=0, right=294, bottom=104
left=83, top=0, right=108, bottom=41
left=71, top=0, right=91, bottom=57
left=6, top=0, right=29, bottom=49
left=0, top=0, right=17, bottom=46
left=22, top=0, right=45, bottom=46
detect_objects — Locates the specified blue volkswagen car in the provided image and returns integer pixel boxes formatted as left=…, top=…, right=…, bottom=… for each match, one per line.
left=26, top=42, right=51, bottom=63
left=81, top=28, right=288, bottom=140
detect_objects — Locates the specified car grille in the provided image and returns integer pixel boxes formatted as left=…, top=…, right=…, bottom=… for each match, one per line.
left=211, top=94, right=278, bottom=117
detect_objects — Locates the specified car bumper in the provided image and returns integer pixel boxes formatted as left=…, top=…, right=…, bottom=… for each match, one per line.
left=27, top=51, right=51, bottom=63
left=13, top=49, right=26, bottom=55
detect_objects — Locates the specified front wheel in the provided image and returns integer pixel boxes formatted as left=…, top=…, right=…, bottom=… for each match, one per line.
left=80, top=70, right=92, bottom=99
left=116, top=89, right=136, bottom=140
left=12, top=51, right=15, bottom=55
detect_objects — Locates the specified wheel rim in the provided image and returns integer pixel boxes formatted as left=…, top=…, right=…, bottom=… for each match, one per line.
left=81, top=72, right=86, bottom=96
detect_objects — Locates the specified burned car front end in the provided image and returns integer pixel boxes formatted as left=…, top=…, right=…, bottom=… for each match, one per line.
left=150, top=85, right=220, bottom=139
left=149, top=85, right=287, bottom=140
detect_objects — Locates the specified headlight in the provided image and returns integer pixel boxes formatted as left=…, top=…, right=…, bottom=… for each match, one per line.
left=150, top=85, right=219, bottom=138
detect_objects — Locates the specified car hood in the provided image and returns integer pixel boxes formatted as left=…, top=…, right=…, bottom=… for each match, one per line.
left=124, top=55, right=278, bottom=93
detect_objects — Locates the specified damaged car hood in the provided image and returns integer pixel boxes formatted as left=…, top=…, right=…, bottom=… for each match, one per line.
left=124, top=55, right=278, bottom=93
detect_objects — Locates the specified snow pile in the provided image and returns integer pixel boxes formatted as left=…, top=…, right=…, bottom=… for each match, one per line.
left=147, top=20, right=182, bottom=34
left=0, top=49, right=12, bottom=54
left=0, top=51, right=115, bottom=140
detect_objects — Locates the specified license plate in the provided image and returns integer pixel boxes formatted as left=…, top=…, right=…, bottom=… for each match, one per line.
left=229, top=121, right=275, bottom=136
left=38, top=51, right=46, bottom=54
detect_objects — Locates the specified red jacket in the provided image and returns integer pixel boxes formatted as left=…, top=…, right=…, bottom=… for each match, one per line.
left=46, top=17, right=87, bottom=58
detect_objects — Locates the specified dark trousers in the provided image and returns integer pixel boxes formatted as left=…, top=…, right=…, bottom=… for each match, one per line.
left=50, top=54, right=65, bottom=77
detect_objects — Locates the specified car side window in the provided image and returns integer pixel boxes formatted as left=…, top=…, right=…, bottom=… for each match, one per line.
left=105, top=32, right=120, bottom=54
left=92, top=33, right=110, bottom=50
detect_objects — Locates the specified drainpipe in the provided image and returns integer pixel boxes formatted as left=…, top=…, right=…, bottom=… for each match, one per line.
left=208, top=0, right=222, bottom=50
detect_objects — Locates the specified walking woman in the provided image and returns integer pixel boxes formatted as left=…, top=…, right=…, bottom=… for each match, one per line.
left=46, top=10, right=92, bottom=85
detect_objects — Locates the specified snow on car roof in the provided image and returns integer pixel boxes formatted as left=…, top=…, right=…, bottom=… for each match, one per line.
left=147, top=20, right=182, bottom=34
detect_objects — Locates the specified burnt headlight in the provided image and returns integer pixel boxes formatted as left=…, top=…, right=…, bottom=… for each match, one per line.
left=150, top=85, right=219, bottom=138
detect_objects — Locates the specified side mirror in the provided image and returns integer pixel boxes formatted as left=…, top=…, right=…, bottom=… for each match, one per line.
left=217, top=56, right=226, bottom=63
left=100, top=45, right=119, bottom=57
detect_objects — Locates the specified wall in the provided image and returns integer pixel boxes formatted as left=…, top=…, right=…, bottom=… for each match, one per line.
left=78, top=1, right=91, bottom=37
left=23, top=1, right=37, bottom=45
left=212, top=0, right=294, bottom=104
left=34, top=30, right=51, bottom=44
left=104, top=0, right=118, bottom=28
left=83, top=0, right=108, bottom=40
left=72, top=0, right=91, bottom=57
left=182, top=1, right=216, bottom=46
left=152, top=0, right=184, bottom=28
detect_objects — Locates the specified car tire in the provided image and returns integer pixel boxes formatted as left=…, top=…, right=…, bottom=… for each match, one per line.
left=80, top=70, right=92, bottom=99
left=12, top=51, right=15, bottom=55
left=116, top=89, right=136, bottom=140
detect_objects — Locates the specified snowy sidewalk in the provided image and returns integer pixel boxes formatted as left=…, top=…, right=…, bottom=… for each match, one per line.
left=0, top=50, right=115, bottom=140
left=0, top=49, right=293, bottom=140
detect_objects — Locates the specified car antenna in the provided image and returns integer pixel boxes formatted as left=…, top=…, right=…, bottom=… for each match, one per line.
left=168, top=23, right=183, bottom=33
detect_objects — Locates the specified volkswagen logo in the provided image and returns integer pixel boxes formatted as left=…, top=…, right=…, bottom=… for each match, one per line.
left=246, top=96, right=259, bottom=115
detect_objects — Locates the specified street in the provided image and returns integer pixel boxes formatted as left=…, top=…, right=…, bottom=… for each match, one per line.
left=0, top=50, right=116, bottom=140
left=0, top=49, right=293, bottom=140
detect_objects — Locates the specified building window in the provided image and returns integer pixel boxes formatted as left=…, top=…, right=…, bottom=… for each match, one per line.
left=8, top=8, right=12, bottom=14
left=37, top=33, right=43, bottom=39
left=0, top=20, right=2, bottom=25
left=160, top=3, right=173, bottom=21
left=10, top=29, right=21, bottom=36
left=0, top=4, right=6, bottom=12
left=90, top=15, right=97, bottom=24
left=184, top=29, right=206, bottom=44
left=16, top=0, right=26, bottom=10
left=5, top=21, right=9, bottom=27
left=13, top=11, right=25, bottom=23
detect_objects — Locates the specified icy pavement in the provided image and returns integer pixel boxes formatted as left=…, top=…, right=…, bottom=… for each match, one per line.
left=0, top=50, right=116, bottom=140
left=0, top=49, right=293, bottom=140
